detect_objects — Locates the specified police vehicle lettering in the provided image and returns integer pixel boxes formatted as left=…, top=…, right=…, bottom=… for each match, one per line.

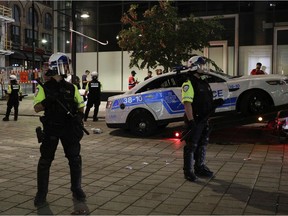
left=212, top=89, right=224, bottom=98
left=112, top=90, right=184, bottom=114
left=228, top=84, right=240, bottom=91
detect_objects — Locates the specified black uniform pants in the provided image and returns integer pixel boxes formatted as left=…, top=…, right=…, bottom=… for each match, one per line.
left=5, top=99, right=19, bottom=119
left=84, top=99, right=100, bottom=120
left=183, top=121, right=211, bottom=171
left=36, top=123, right=82, bottom=194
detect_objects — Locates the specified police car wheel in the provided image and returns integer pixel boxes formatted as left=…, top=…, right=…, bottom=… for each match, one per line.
left=240, top=90, right=271, bottom=115
left=129, top=110, right=156, bottom=137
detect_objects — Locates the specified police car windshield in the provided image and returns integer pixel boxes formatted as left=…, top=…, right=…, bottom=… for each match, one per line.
left=204, top=58, right=234, bottom=79
left=209, top=69, right=233, bottom=79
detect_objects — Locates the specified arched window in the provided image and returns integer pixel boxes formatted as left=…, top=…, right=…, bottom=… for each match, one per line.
left=27, top=7, right=38, bottom=26
left=44, top=13, right=52, bottom=30
left=13, top=5, right=20, bottom=23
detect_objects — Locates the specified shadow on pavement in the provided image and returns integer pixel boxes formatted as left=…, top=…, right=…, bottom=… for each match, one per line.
left=203, top=178, right=287, bottom=214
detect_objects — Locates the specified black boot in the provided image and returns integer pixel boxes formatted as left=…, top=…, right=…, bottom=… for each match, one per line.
left=194, top=146, right=214, bottom=178
left=2, top=117, right=9, bottom=121
left=183, top=146, right=198, bottom=182
left=34, top=158, right=51, bottom=207
left=69, top=156, right=86, bottom=201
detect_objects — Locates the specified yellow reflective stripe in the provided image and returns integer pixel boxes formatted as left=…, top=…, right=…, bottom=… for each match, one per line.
left=7, top=85, right=12, bottom=94
left=34, top=85, right=45, bottom=105
left=74, top=85, right=85, bottom=109
left=181, top=80, right=194, bottom=103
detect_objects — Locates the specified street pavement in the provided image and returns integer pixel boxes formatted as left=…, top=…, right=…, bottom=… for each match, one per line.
left=0, top=95, right=288, bottom=215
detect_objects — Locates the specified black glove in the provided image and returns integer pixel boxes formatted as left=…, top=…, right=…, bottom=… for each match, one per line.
left=213, top=98, right=224, bottom=107
left=74, top=112, right=84, bottom=125
left=187, top=120, right=196, bottom=130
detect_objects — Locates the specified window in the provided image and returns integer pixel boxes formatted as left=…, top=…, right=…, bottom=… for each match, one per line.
left=136, top=74, right=187, bottom=93
left=11, top=25, right=21, bottom=47
left=42, top=33, right=52, bottom=51
left=202, top=74, right=226, bottom=83
left=27, top=7, right=38, bottom=26
left=25, top=29, right=38, bottom=47
left=12, top=5, right=20, bottom=23
left=44, top=13, right=52, bottom=30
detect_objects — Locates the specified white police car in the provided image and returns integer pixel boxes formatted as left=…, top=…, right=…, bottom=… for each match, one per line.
left=106, top=67, right=288, bottom=136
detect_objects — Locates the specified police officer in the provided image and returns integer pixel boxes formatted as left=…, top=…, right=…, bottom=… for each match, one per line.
left=84, top=71, right=101, bottom=121
left=181, top=56, right=214, bottom=182
left=3, top=75, right=22, bottom=121
left=33, top=52, right=86, bottom=206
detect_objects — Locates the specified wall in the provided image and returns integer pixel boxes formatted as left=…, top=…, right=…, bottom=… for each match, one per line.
left=74, top=45, right=288, bottom=92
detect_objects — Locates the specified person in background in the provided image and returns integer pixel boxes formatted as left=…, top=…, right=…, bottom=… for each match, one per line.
left=74, top=75, right=81, bottom=89
left=84, top=71, right=102, bottom=121
left=144, top=71, right=153, bottom=81
left=65, top=72, right=72, bottom=83
left=3, top=75, right=22, bottom=121
left=82, top=70, right=90, bottom=89
left=250, top=62, right=265, bottom=75
left=128, top=70, right=139, bottom=90
left=82, top=70, right=90, bottom=101
left=156, top=69, right=163, bottom=75
left=33, top=52, right=86, bottom=206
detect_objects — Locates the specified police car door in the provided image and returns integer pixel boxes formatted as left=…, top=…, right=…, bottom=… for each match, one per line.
left=139, top=74, right=185, bottom=120
left=203, top=73, right=231, bottom=113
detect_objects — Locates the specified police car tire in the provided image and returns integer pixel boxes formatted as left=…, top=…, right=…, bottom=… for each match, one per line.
left=240, top=90, right=271, bottom=116
left=129, top=109, right=157, bottom=137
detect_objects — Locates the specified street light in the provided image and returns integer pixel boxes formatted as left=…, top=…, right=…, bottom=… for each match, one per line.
left=41, top=39, right=47, bottom=44
left=70, top=4, right=90, bottom=84
left=80, top=11, right=90, bottom=19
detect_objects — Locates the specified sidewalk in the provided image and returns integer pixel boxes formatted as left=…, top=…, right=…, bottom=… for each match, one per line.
left=0, top=96, right=288, bottom=215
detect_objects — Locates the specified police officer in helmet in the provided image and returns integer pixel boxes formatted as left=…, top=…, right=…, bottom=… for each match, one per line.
left=84, top=71, right=101, bottom=121
left=33, top=52, right=86, bottom=206
left=181, top=55, right=214, bottom=182
left=3, top=75, right=22, bottom=121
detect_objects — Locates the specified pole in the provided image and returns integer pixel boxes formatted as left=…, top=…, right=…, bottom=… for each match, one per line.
left=32, top=0, right=36, bottom=93
left=71, top=1, right=77, bottom=83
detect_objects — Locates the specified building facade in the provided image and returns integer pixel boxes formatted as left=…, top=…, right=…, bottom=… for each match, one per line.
left=53, top=1, right=288, bottom=92
left=0, top=0, right=53, bottom=70
left=1, top=1, right=288, bottom=94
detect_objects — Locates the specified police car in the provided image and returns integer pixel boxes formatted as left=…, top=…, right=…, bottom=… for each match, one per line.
left=106, top=66, right=288, bottom=136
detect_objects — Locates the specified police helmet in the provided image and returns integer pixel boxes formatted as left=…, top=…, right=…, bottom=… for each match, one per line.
left=91, top=71, right=98, bottom=78
left=9, top=75, right=17, bottom=80
left=188, top=56, right=206, bottom=67
left=48, top=52, right=72, bottom=76
left=187, top=56, right=207, bottom=73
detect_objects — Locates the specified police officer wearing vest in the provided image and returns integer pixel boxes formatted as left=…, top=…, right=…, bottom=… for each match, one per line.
left=33, top=52, right=86, bottom=206
left=84, top=71, right=101, bottom=121
left=3, top=75, right=22, bottom=121
left=181, top=56, right=215, bottom=182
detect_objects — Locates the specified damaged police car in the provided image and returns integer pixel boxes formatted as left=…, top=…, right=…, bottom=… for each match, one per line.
left=106, top=63, right=288, bottom=136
